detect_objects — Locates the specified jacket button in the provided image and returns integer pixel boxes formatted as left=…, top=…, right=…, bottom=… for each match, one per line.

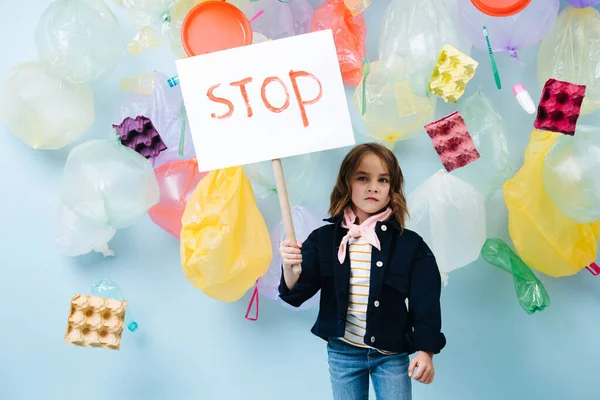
left=370, top=336, right=375, bottom=343
left=381, top=225, right=387, bottom=231
left=374, top=300, right=380, bottom=307
left=376, top=261, right=383, bottom=267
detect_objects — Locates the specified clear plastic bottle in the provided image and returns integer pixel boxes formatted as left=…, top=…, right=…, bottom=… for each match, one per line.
left=91, top=278, right=139, bottom=332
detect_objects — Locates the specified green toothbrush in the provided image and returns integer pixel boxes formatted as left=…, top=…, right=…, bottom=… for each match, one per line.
left=483, top=26, right=501, bottom=90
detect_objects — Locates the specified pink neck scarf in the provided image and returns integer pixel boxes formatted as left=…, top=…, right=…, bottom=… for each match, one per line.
left=337, top=206, right=393, bottom=264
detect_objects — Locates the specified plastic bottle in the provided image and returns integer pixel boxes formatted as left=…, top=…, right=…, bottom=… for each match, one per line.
left=513, top=84, right=536, bottom=114
left=91, top=278, right=139, bottom=332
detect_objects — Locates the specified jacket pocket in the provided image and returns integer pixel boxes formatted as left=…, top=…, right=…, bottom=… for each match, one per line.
left=384, top=272, right=410, bottom=294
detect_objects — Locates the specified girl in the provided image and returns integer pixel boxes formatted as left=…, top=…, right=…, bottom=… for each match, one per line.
left=279, top=143, right=445, bottom=400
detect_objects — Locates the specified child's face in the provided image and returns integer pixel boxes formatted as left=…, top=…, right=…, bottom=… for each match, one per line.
left=350, top=153, right=391, bottom=220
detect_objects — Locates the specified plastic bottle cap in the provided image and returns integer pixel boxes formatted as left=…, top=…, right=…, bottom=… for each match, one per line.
left=128, top=321, right=138, bottom=332
left=181, top=1, right=253, bottom=57
left=470, top=0, right=532, bottom=17
left=513, top=84, right=526, bottom=96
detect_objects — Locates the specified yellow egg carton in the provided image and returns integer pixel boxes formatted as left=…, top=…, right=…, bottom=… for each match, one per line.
left=65, top=294, right=126, bottom=351
left=429, top=45, right=479, bottom=103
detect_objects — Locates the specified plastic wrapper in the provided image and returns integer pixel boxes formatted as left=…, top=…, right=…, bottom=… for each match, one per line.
left=35, top=0, right=124, bottom=83
left=379, top=0, right=465, bottom=96
left=180, top=166, right=272, bottom=302
left=406, top=170, right=486, bottom=284
left=425, top=111, right=480, bottom=173
left=428, top=45, right=478, bottom=103
left=481, top=238, right=550, bottom=315
left=353, top=61, right=437, bottom=145
left=543, top=125, right=600, bottom=223
left=238, top=0, right=313, bottom=41
left=452, top=90, right=512, bottom=199
left=243, top=152, right=321, bottom=205
left=311, top=0, right=366, bottom=86
left=565, top=0, right=600, bottom=6
left=149, top=158, right=208, bottom=238
left=0, top=61, right=94, bottom=150
left=537, top=6, right=600, bottom=116
left=53, top=201, right=116, bottom=257
left=60, top=137, right=160, bottom=230
left=117, top=71, right=194, bottom=167
left=503, top=130, right=600, bottom=277
left=534, top=78, right=586, bottom=136
left=258, top=206, right=324, bottom=310
left=122, top=0, right=178, bottom=29
left=458, top=0, right=559, bottom=62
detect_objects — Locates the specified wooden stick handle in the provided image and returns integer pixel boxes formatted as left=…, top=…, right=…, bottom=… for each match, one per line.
left=272, top=158, right=302, bottom=275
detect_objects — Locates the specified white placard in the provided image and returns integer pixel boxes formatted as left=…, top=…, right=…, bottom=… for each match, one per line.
left=176, top=29, right=355, bottom=172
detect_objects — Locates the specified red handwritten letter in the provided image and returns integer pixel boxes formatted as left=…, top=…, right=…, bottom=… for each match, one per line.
left=206, top=83, right=234, bottom=119
left=261, top=77, right=290, bottom=113
left=230, top=77, right=254, bottom=118
left=289, top=70, right=323, bottom=128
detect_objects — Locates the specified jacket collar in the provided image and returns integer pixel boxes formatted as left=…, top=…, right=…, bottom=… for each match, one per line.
left=323, top=213, right=402, bottom=231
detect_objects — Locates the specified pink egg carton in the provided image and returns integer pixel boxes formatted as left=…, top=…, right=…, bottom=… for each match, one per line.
left=534, top=78, right=586, bottom=136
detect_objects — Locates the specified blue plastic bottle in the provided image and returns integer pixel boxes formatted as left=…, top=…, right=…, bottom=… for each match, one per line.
left=91, top=278, right=138, bottom=332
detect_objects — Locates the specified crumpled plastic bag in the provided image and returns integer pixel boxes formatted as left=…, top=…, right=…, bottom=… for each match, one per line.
left=353, top=61, right=437, bottom=145
left=243, top=152, right=321, bottom=205
left=149, top=157, right=208, bottom=238
left=60, top=136, right=160, bottom=230
left=53, top=201, right=115, bottom=257
left=503, top=130, right=600, bottom=277
left=117, top=71, right=194, bottom=166
left=451, top=90, right=513, bottom=199
left=537, top=6, right=600, bottom=116
left=311, top=0, right=366, bottom=86
left=180, top=166, right=272, bottom=302
left=543, top=125, right=600, bottom=223
left=481, top=238, right=550, bottom=315
left=122, top=0, right=178, bottom=29
left=35, top=0, right=124, bottom=83
left=258, top=206, right=323, bottom=310
left=379, top=0, right=465, bottom=96
left=238, top=0, right=313, bottom=40
left=406, top=170, right=486, bottom=284
left=0, top=61, right=94, bottom=150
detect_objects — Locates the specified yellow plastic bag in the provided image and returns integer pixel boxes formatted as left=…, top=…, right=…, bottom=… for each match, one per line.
left=180, top=166, right=272, bottom=302
left=503, top=130, right=600, bottom=277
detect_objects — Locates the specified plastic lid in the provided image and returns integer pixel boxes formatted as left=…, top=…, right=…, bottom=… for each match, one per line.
left=469, top=0, right=531, bottom=17
left=181, top=1, right=253, bottom=57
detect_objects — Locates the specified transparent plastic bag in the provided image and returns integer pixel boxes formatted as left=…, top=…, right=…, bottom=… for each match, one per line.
left=117, top=71, right=194, bottom=166
left=258, top=206, right=324, bottom=310
left=503, top=130, right=600, bottom=277
left=353, top=61, right=437, bottom=145
left=543, top=125, right=600, bottom=223
left=243, top=152, right=321, bottom=206
left=60, top=136, right=160, bottom=230
left=378, top=0, right=464, bottom=96
left=537, top=6, right=600, bottom=115
left=481, top=238, right=550, bottom=315
left=0, top=61, right=94, bottom=150
left=149, top=158, right=208, bottom=238
left=53, top=201, right=115, bottom=257
left=311, top=0, right=366, bottom=86
left=451, top=90, right=513, bottom=198
left=458, top=0, right=559, bottom=63
left=180, top=166, right=272, bottom=302
left=35, top=0, right=124, bottom=83
left=122, top=0, right=178, bottom=29
left=166, top=0, right=203, bottom=57
left=238, top=0, right=313, bottom=40
left=406, top=170, right=486, bottom=284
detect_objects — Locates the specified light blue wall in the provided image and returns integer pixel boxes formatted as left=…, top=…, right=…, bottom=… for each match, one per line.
left=1, top=1, right=599, bottom=399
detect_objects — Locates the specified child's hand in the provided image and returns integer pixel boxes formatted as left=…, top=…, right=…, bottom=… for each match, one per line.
left=280, top=239, right=303, bottom=268
left=408, top=351, right=435, bottom=384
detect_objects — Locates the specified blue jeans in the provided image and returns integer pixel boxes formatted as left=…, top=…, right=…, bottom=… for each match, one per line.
left=327, top=338, right=412, bottom=400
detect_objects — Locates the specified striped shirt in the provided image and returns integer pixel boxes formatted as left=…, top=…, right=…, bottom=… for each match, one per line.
left=341, top=236, right=394, bottom=354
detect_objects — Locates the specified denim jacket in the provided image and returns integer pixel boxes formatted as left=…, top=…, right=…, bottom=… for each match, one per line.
left=278, top=214, right=446, bottom=354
